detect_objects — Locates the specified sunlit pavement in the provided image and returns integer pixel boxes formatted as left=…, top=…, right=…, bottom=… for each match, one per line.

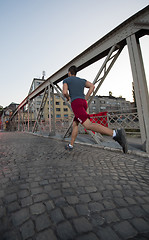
left=0, top=132, right=149, bottom=240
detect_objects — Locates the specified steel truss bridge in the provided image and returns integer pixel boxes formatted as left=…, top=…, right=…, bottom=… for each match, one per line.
left=10, top=6, right=149, bottom=153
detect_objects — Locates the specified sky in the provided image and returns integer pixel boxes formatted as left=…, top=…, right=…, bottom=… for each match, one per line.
left=0, top=0, right=148, bottom=107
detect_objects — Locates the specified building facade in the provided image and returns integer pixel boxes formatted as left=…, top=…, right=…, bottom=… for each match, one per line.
left=89, top=95, right=132, bottom=114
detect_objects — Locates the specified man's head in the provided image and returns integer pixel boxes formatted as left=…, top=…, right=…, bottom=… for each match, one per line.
left=68, top=65, right=77, bottom=76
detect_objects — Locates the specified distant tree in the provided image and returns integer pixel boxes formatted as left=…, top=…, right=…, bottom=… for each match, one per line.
left=109, top=91, right=112, bottom=97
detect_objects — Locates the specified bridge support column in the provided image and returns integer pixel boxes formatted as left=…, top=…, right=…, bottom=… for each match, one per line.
left=127, top=34, right=149, bottom=153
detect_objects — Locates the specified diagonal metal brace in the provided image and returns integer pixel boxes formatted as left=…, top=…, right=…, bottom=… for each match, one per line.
left=32, top=87, right=49, bottom=133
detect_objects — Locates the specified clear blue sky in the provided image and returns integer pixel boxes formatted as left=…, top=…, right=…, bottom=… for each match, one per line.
left=0, top=0, right=148, bottom=107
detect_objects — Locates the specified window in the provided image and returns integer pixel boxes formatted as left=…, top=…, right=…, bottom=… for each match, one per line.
left=56, top=114, right=61, bottom=118
left=64, top=114, right=68, bottom=117
left=56, top=95, right=60, bottom=99
left=100, top=100, right=105, bottom=104
left=36, top=82, right=41, bottom=86
left=56, top=108, right=60, bottom=111
left=63, top=102, right=66, bottom=105
left=56, top=102, right=60, bottom=105
left=92, top=100, right=96, bottom=104
left=64, top=108, right=68, bottom=112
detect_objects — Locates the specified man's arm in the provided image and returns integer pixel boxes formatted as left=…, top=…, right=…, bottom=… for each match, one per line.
left=63, top=83, right=70, bottom=101
left=85, top=81, right=95, bottom=101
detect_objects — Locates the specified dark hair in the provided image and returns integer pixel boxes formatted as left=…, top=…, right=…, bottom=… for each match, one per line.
left=68, top=65, right=77, bottom=75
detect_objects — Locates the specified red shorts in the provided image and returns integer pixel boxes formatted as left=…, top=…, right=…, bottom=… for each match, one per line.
left=71, top=98, right=90, bottom=124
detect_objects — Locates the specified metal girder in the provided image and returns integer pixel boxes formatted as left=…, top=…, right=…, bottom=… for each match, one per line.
left=32, top=87, right=48, bottom=133
left=126, top=34, right=149, bottom=153
left=10, top=6, right=149, bottom=119
left=88, top=44, right=124, bottom=106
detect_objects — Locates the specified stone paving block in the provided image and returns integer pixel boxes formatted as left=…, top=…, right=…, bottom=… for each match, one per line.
left=79, top=194, right=91, bottom=203
left=76, top=232, right=99, bottom=240
left=35, top=213, right=51, bottom=231
left=0, top=190, right=4, bottom=198
left=62, top=182, right=71, bottom=188
left=44, top=200, right=55, bottom=212
left=124, top=196, right=136, bottom=205
left=113, top=221, right=138, bottom=239
left=91, top=213, right=105, bottom=227
left=21, top=196, right=33, bottom=207
left=129, top=205, right=146, bottom=217
left=30, top=203, right=45, bottom=215
left=39, top=179, right=49, bottom=185
left=0, top=217, right=9, bottom=232
left=102, top=210, right=119, bottom=223
left=51, top=208, right=65, bottom=224
left=44, top=184, right=52, bottom=192
left=117, top=208, right=133, bottom=220
left=143, top=196, right=149, bottom=203
left=52, top=183, right=61, bottom=190
left=12, top=208, right=30, bottom=226
left=90, top=192, right=102, bottom=201
left=85, top=186, right=97, bottom=193
left=103, top=199, right=116, bottom=210
left=36, top=229, right=57, bottom=240
left=62, top=188, right=75, bottom=196
left=73, top=217, right=92, bottom=234
left=76, top=204, right=89, bottom=216
left=49, top=189, right=62, bottom=198
left=63, top=206, right=77, bottom=219
left=114, top=198, right=128, bottom=207
left=135, top=196, right=146, bottom=204
left=0, top=206, right=6, bottom=217
left=142, top=204, right=149, bottom=214
left=89, top=202, right=104, bottom=213
left=97, top=226, right=121, bottom=240
left=57, top=221, right=76, bottom=240
left=31, top=187, right=43, bottom=195
left=131, top=218, right=149, bottom=233
left=33, top=193, right=49, bottom=203
left=136, top=190, right=147, bottom=196
left=4, top=193, right=17, bottom=203
left=20, top=219, right=35, bottom=240
left=18, top=190, right=29, bottom=199
left=102, top=190, right=113, bottom=198
left=2, top=231, right=21, bottom=240
left=7, top=201, right=20, bottom=213
left=30, top=182, right=39, bottom=188
left=66, top=195, right=79, bottom=205
left=113, top=190, right=123, bottom=198
left=54, top=197, right=67, bottom=207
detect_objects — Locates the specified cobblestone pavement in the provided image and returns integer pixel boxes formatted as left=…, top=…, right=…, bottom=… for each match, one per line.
left=0, top=132, right=149, bottom=240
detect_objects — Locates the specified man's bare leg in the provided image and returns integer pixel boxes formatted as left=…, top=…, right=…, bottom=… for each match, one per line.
left=83, top=119, right=113, bottom=136
left=70, top=120, right=79, bottom=146
left=83, top=118, right=128, bottom=153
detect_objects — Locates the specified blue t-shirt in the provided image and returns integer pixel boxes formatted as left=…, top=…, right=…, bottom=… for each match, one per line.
left=63, top=76, right=87, bottom=102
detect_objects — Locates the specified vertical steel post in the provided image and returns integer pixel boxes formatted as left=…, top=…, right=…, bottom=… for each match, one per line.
left=127, top=35, right=149, bottom=152
left=28, top=100, right=30, bottom=132
left=48, top=84, right=52, bottom=133
left=18, top=110, right=20, bottom=131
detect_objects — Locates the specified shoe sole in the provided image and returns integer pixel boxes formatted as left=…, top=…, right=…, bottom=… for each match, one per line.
left=120, top=129, right=128, bottom=154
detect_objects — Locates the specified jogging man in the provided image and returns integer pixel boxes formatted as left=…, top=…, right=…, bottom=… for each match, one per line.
left=63, top=65, right=128, bottom=153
